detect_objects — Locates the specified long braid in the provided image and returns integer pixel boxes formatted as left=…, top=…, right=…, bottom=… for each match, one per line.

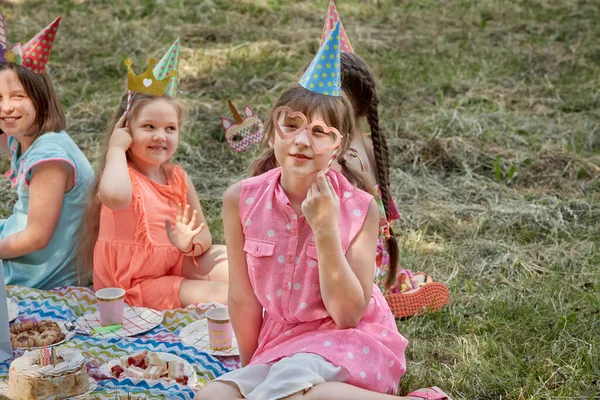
left=370, top=92, right=391, bottom=182
left=367, top=100, right=398, bottom=288
left=367, top=94, right=390, bottom=192
left=341, top=52, right=399, bottom=289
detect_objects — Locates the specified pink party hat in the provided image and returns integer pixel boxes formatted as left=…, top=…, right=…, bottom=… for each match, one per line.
left=320, top=0, right=353, bottom=53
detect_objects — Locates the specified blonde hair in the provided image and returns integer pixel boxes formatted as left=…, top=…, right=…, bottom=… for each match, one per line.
left=250, top=85, right=374, bottom=194
left=77, top=93, right=184, bottom=283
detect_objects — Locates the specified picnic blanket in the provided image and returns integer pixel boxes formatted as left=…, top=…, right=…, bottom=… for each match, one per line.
left=1, top=286, right=241, bottom=399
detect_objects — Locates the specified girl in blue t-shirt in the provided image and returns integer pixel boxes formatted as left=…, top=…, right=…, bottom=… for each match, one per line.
left=0, top=26, right=94, bottom=289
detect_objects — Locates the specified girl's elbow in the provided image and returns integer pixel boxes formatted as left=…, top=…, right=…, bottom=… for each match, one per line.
left=328, top=299, right=369, bottom=329
left=228, top=291, right=248, bottom=307
left=98, top=191, right=131, bottom=211
left=329, top=305, right=364, bottom=329
left=332, top=313, right=361, bottom=330
left=229, top=291, right=260, bottom=312
left=30, top=233, right=51, bottom=252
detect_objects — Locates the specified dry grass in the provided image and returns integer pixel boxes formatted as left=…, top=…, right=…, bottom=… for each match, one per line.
left=1, top=0, right=599, bottom=398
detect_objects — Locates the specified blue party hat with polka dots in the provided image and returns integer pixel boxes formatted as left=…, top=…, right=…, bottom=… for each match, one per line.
left=299, top=21, right=341, bottom=97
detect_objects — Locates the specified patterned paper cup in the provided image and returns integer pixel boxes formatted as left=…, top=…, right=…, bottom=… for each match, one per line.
left=206, top=307, right=234, bottom=351
left=95, top=287, right=125, bottom=326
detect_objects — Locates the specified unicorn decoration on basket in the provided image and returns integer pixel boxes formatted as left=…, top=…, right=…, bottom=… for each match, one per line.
left=221, top=100, right=264, bottom=152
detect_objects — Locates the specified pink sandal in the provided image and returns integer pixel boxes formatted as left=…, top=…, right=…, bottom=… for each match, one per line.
left=406, top=386, right=452, bottom=400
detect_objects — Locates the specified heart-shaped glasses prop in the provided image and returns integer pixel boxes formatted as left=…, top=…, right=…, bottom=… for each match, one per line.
left=272, top=106, right=342, bottom=155
left=222, top=100, right=265, bottom=152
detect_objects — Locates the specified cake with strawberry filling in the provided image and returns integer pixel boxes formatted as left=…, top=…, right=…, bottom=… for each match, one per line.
left=6, top=348, right=90, bottom=400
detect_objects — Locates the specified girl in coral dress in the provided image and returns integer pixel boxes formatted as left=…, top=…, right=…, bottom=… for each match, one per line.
left=80, top=41, right=228, bottom=310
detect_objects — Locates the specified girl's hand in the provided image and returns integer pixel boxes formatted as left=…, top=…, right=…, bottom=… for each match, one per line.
left=108, top=112, right=133, bottom=151
left=166, top=203, right=205, bottom=253
left=302, top=171, right=340, bottom=237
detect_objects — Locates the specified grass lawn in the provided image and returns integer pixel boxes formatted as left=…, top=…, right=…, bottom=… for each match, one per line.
left=1, top=0, right=598, bottom=398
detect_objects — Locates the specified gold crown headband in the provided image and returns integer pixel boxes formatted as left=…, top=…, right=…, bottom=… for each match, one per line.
left=125, top=58, right=177, bottom=97
left=123, top=39, right=180, bottom=119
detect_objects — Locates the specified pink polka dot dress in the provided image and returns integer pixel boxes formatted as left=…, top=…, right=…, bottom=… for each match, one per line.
left=240, top=167, right=408, bottom=394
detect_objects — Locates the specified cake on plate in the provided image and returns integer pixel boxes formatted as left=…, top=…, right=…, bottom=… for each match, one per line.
left=6, top=347, right=90, bottom=400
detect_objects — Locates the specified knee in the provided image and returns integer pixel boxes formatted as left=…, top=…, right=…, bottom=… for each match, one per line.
left=195, top=381, right=239, bottom=400
left=194, top=382, right=218, bottom=400
left=211, top=243, right=227, bottom=252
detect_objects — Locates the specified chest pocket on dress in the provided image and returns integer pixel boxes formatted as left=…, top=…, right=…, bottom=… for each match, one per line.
left=244, top=238, right=275, bottom=282
left=306, top=244, right=318, bottom=268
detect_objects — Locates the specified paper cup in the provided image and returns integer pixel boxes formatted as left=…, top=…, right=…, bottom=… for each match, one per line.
left=95, top=288, right=125, bottom=326
left=206, top=307, right=233, bottom=351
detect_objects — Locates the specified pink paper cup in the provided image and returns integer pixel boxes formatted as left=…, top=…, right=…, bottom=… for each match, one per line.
left=206, top=307, right=233, bottom=351
left=95, top=288, right=125, bottom=326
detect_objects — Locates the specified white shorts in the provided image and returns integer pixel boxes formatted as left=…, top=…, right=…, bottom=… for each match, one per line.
left=215, top=353, right=350, bottom=400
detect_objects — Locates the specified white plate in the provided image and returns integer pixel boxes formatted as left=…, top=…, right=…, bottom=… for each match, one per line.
left=99, top=351, right=197, bottom=388
left=75, top=306, right=163, bottom=338
left=7, top=298, right=18, bottom=322
left=179, top=319, right=239, bottom=356
left=10, top=321, right=75, bottom=350
left=0, top=377, right=96, bottom=399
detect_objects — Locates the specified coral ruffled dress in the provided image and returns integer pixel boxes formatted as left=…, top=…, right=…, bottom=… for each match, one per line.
left=93, top=165, right=188, bottom=310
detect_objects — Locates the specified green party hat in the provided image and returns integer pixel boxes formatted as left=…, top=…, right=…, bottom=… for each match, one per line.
left=153, top=38, right=180, bottom=97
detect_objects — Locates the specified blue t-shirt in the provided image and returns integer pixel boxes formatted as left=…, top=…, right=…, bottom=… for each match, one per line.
left=1, top=132, right=94, bottom=289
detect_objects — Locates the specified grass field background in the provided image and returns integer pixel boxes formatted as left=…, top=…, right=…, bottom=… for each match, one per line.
left=1, top=0, right=598, bottom=398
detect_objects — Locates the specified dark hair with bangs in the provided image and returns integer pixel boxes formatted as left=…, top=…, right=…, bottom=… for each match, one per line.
left=0, top=63, right=65, bottom=137
left=250, top=85, right=373, bottom=194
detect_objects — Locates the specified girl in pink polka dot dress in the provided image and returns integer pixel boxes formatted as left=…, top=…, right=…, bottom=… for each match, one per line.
left=198, top=91, right=449, bottom=400
left=199, top=21, right=450, bottom=400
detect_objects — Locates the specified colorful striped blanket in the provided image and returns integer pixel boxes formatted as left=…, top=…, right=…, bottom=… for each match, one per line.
left=1, top=286, right=240, bottom=399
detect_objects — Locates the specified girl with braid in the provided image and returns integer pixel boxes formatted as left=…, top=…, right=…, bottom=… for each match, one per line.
left=336, top=52, right=450, bottom=318
left=199, top=23, right=450, bottom=400
left=337, top=52, right=400, bottom=292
